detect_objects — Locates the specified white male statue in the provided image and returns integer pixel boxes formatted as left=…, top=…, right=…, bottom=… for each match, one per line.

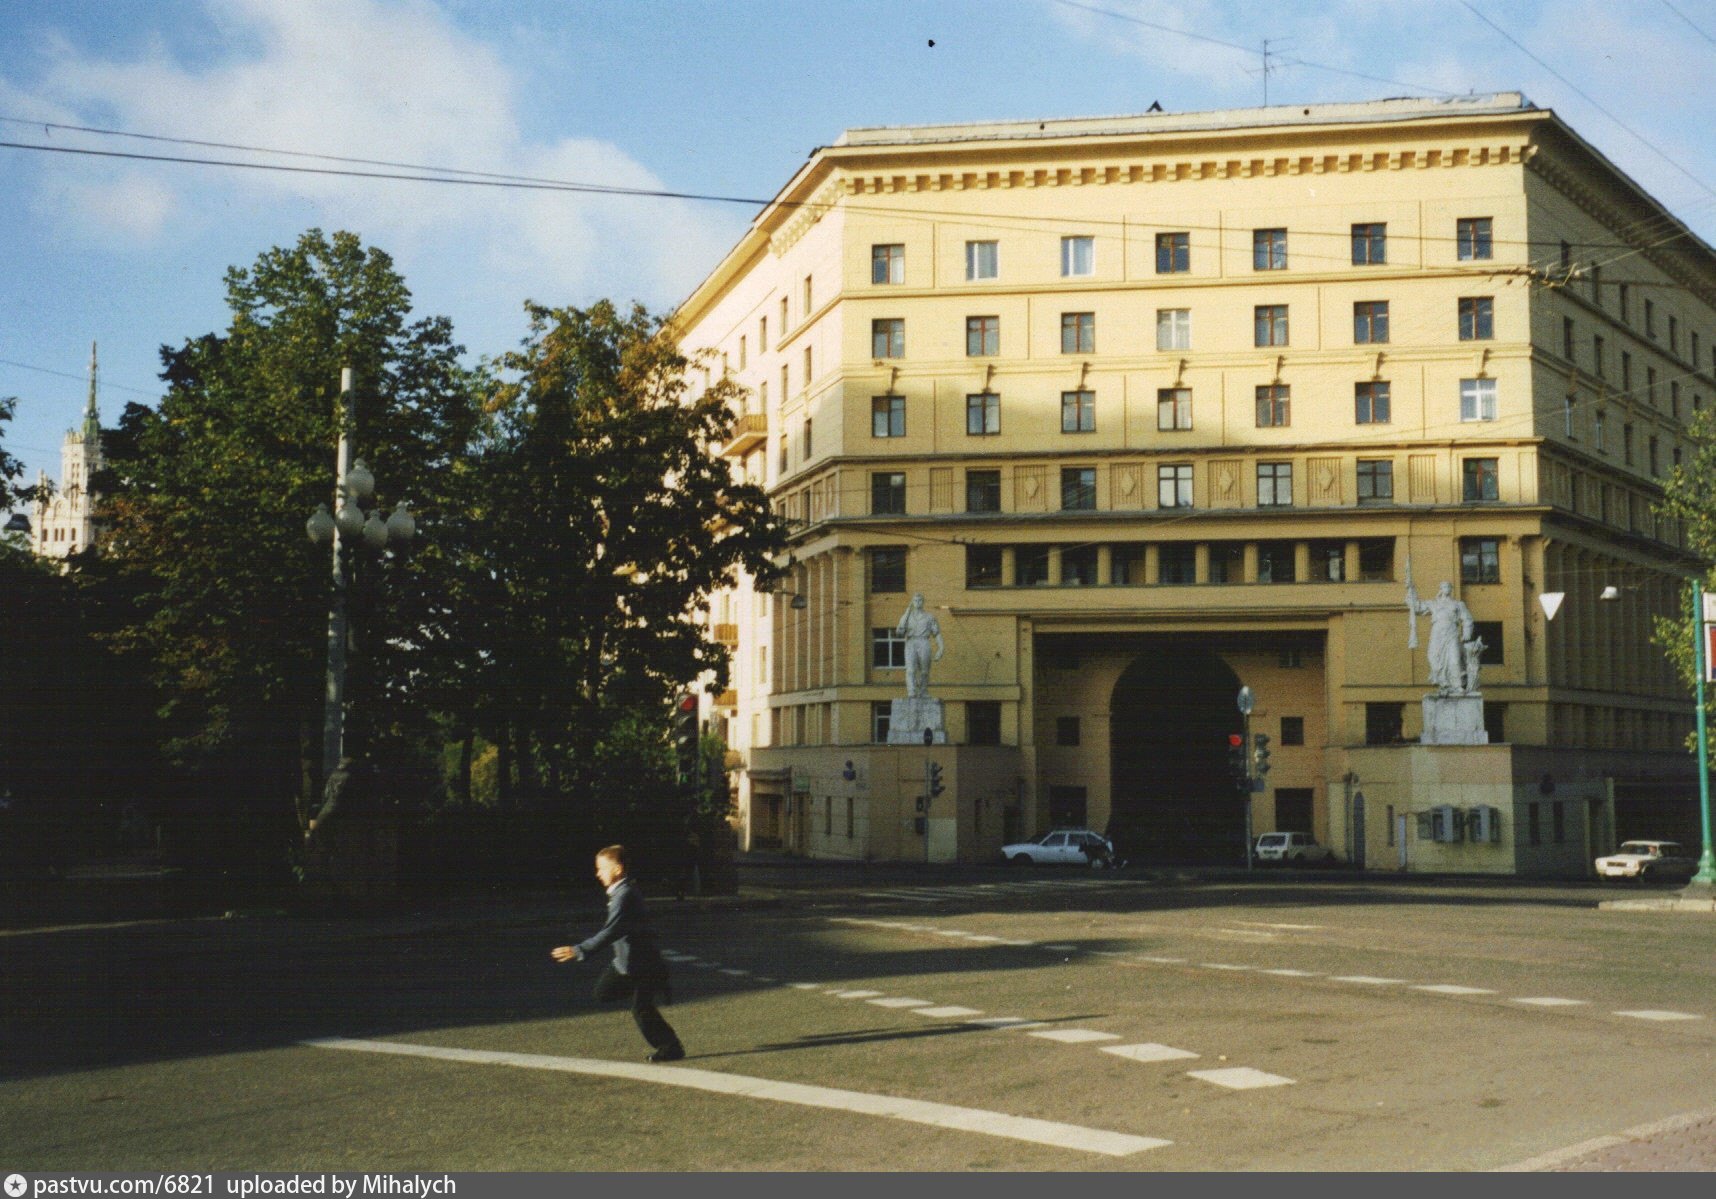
left=1406, top=580, right=1475, bottom=695
left=896, top=592, right=945, bottom=699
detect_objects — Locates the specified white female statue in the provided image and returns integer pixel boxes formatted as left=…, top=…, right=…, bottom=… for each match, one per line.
left=1406, top=580, right=1475, bottom=695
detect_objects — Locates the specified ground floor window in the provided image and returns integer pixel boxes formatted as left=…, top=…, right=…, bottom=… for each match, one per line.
left=968, top=701, right=1001, bottom=746
left=1366, top=703, right=1403, bottom=745
left=872, top=702, right=892, bottom=743
left=1274, top=788, right=1313, bottom=834
left=1047, top=785, right=1088, bottom=828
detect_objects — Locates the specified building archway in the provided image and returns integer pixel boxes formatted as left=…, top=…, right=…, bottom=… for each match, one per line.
left=1108, top=644, right=1247, bottom=864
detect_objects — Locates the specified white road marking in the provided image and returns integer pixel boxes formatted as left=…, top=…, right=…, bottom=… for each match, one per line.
left=962, top=934, right=1009, bottom=943
left=306, top=1037, right=1169, bottom=1157
left=1233, top=921, right=1323, bottom=930
left=789, top=983, right=821, bottom=990
left=858, top=892, right=939, bottom=903
left=1330, top=976, right=1404, bottom=985
left=1029, top=1029, right=1121, bottom=1044
left=1614, top=1009, right=1703, bottom=1021
left=1102, top=1043, right=1199, bottom=1063
left=1258, top=969, right=1319, bottom=977
left=1187, top=1067, right=1294, bottom=1090
left=967, top=1017, right=1048, bottom=1030
left=753, top=976, right=778, bottom=984
left=868, top=997, right=934, bottom=1009
left=911, top=1005, right=984, bottom=1018
left=719, top=969, right=751, bottom=976
left=1137, top=956, right=1186, bottom=964
left=1413, top=984, right=1496, bottom=995
left=1201, top=963, right=1252, bottom=971
left=1042, top=944, right=1078, bottom=952
left=833, top=990, right=885, bottom=999
left=992, top=937, right=1035, bottom=946
left=936, top=929, right=975, bottom=938
left=1512, top=997, right=1586, bottom=1007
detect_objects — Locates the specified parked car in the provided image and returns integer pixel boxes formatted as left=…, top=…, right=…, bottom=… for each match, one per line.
left=1595, top=840, right=1698, bottom=882
left=1254, top=831, right=1335, bottom=865
left=1001, top=828, right=1117, bottom=867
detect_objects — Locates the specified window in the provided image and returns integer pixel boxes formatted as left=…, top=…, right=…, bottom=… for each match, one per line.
left=871, top=395, right=905, bottom=438
left=1056, top=716, right=1081, bottom=747
left=1061, top=545, right=1098, bottom=585
left=1645, top=298, right=1656, bottom=338
left=739, top=335, right=747, bottom=370
left=1619, top=283, right=1630, bottom=323
left=1281, top=716, right=1305, bottom=746
left=1595, top=408, right=1607, bottom=451
left=1257, top=462, right=1293, bottom=507
left=778, top=438, right=788, bottom=475
left=847, top=796, right=854, bottom=839
left=1472, top=621, right=1504, bottom=664
left=1460, top=378, right=1497, bottom=422
left=1311, top=540, right=1345, bottom=582
left=1671, top=315, right=1680, bottom=355
left=1158, top=464, right=1193, bottom=508
left=781, top=363, right=789, bottom=401
left=1564, top=395, right=1576, bottom=438
left=965, top=545, right=1002, bottom=587
left=872, top=627, right=906, bottom=668
left=1156, top=308, right=1190, bottom=351
left=1357, top=459, right=1394, bottom=502
left=1648, top=435, right=1660, bottom=475
left=966, top=315, right=999, bottom=357
left=872, top=243, right=904, bottom=285
left=1459, top=296, right=1494, bottom=340
left=966, top=391, right=1000, bottom=436
left=1157, top=387, right=1192, bottom=431
left=1351, top=222, right=1386, bottom=265
left=1359, top=538, right=1394, bottom=581
left=1623, top=423, right=1634, bottom=465
left=966, top=469, right=1001, bottom=513
left=1253, top=227, right=1287, bottom=270
left=1560, top=241, right=1571, bottom=271
left=872, top=318, right=904, bottom=359
left=871, top=472, right=906, bottom=515
left=1061, top=467, right=1096, bottom=510
left=1592, top=335, right=1605, bottom=379
left=1156, top=231, right=1190, bottom=274
left=779, top=296, right=788, bottom=333
left=872, top=702, right=892, bottom=743
left=1462, top=459, right=1499, bottom=503
left=802, top=417, right=812, bottom=458
left=1355, top=381, right=1390, bottom=424
left=1060, top=236, right=1094, bottom=277
left=759, top=315, right=768, bottom=352
left=1061, top=312, right=1095, bottom=354
left=1256, top=384, right=1290, bottom=428
left=870, top=548, right=907, bottom=593
left=1672, top=382, right=1681, bottom=420
left=1354, top=301, right=1389, bottom=344
left=1209, top=542, right=1244, bottom=583
left=965, top=240, right=998, bottom=281
left=1159, top=543, right=1196, bottom=584
left=1257, top=541, right=1295, bottom=582
left=1255, top=304, right=1288, bottom=347
left=1563, top=317, right=1575, bottom=361
left=1693, top=331, right=1701, bottom=365
left=1461, top=536, right=1500, bottom=583
left=1061, top=389, right=1096, bottom=433
left=1017, top=546, right=1051, bottom=585
left=803, top=275, right=813, bottom=315
left=1622, top=351, right=1632, bottom=391
left=1113, top=544, right=1145, bottom=585
left=1457, top=217, right=1492, bottom=260
left=1648, top=367, right=1657, bottom=406
left=1366, top=703, right=1404, bottom=745
left=968, top=701, right=1001, bottom=746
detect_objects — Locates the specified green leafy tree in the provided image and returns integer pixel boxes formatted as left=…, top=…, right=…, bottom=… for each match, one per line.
left=1653, top=409, right=1716, bottom=751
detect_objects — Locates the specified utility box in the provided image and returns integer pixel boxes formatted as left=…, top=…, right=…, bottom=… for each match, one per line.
left=1417, top=804, right=1462, bottom=843
left=1468, top=805, right=1501, bottom=843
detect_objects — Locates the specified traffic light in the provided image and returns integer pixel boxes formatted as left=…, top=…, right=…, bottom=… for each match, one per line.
left=672, top=693, right=700, bottom=785
left=926, top=760, right=945, bottom=799
left=1226, top=733, right=1248, bottom=786
left=1252, top=732, right=1272, bottom=778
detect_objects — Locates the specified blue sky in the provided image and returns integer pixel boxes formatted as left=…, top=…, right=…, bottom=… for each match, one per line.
left=4, top=0, right=1716, bottom=505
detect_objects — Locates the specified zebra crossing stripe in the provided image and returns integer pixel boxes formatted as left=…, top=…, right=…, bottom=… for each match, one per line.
left=1614, top=1009, right=1701, bottom=1021
left=1102, top=1043, right=1199, bottom=1063
left=1187, top=1067, right=1294, bottom=1090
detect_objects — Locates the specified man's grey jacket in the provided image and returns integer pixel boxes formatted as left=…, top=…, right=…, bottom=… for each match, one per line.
left=576, top=876, right=667, bottom=978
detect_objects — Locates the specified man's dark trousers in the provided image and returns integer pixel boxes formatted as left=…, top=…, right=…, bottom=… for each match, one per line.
left=593, top=964, right=678, bottom=1052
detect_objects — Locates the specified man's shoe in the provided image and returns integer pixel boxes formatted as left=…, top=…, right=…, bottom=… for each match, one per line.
left=647, top=1044, right=685, bottom=1063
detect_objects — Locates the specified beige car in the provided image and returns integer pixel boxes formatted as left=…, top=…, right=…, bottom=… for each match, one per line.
left=1255, top=831, right=1334, bottom=865
left=1595, top=840, right=1697, bottom=882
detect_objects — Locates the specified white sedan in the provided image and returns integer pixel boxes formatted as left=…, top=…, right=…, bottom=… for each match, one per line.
left=1001, top=829, right=1115, bottom=867
left=1595, top=840, right=1698, bottom=882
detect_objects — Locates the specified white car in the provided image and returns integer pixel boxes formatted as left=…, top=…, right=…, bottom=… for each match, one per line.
left=1002, top=828, right=1116, bottom=867
left=1254, top=831, right=1334, bottom=865
left=1595, top=840, right=1698, bottom=882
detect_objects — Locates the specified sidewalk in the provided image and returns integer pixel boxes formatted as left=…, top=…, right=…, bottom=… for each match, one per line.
left=1499, top=1108, right=1716, bottom=1171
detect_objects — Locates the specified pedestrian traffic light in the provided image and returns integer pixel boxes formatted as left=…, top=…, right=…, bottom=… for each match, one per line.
left=1252, top=732, right=1272, bottom=778
left=672, top=693, right=700, bottom=784
left=926, top=760, right=945, bottom=799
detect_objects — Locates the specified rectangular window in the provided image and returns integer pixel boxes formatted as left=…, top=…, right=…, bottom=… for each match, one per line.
left=1061, top=467, right=1096, bottom=510
left=871, top=318, right=904, bottom=359
left=780, top=363, right=788, bottom=402
left=966, top=315, right=999, bottom=357
left=1593, top=335, right=1605, bottom=379
left=1457, top=217, right=1493, bottom=261
left=966, top=469, right=1001, bottom=513
left=1061, top=389, right=1096, bottom=433
left=1624, top=423, right=1634, bottom=465
left=1351, top=222, right=1386, bottom=265
left=1671, top=315, right=1680, bottom=355
left=1648, top=367, right=1657, bottom=406
left=1471, top=621, right=1504, bottom=664
left=966, top=391, right=1000, bottom=436
left=1159, top=543, right=1196, bottom=585
left=847, top=796, right=854, bottom=839
left=1209, top=542, right=1244, bottom=583
left=1622, top=351, right=1632, bottom=391
left=1595, top=409, right=1607, bottom=451
left=1646, top=298, right=1656, bottom=338
left=739, top=335, right=746, bottom=370
left=1461, top=536, right=1500, bottom=583
left=1256, top=384, right=1290, bottom=428
left=1255, top=304, right=1288, bottom=347
left=1619, top=283, right=1630, bottom=323
left=968, top=701, right=1002, bottom=746
left=1366, top=703, right=1404, bottom=745
left=1156, top=231, right=1190, bottom=274
left=1311, top=540, right=1345, bottom=582
left=1564, top=395, right=1576, bottom=438
left=1672, top=382, right=1681, bottom=420
left=1156, top=308, right=1191, bottom=351
left=1158, top=464, right=1193, bottom=509
left=872, top=243, right=904, bottom=285
left=870, top=548, right=907, bottom=593
left=1281, top=716, right=1305, bottom=746
left=1357, top=459, right=1394, bottom=502
left=1460, top=378, right=1497, bottom=422
left=1354, top=301, right=1389, bottom=344
left=780, top=296, right=788, bottom=334
left=1060, top=236, right=1094, bottom=277
left=1113, top=544, right=1146, bottom=585
left=1462, top=459, right=1500, bottom=503
left=1563, top=317, right=1575, bottom=361
left=1017, top=546, right=1051, bottom=585
left=1355, top=381, right=1391, bottom=424
left=1459, top=296, right=1494, bottom=340
left=872, top=627, right=906, bottom=668
left=1649, top=436, right=1660, bottom=476
left=1359, top=538, right=1394, bottom=581
left=872, top=702, right=892, bottom=744
left=802, top=417, right=812, bottom=459
left=965, top=545, right=1002, bottom=588
left=965, top=240, right=998, bottom=281
left=759, top=315, right=768, bottom=352
left=871, top=395, right=905, bottom=438
left=1061, top=545, right=1098, bottom=585
left=1257, top=540, right=1296, bottom=582
left=1056, top=716, right=1081, bottom=746
left=1253, top=227, right=1287, bottom=270
left=1157, top=387, right=1192, bottom=431
left=1257, top=462, right=1293, bottom=507
left=1061, top=312, right=1095, bottom=354
left=803, top=275, right=813, bottom=315
left=871, top=472, right=906, bottom=515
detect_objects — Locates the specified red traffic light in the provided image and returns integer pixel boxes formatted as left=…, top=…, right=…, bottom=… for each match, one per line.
left=1227, top=733, right=1244, bottom=747
left=678, top=694, right=698, bottom=712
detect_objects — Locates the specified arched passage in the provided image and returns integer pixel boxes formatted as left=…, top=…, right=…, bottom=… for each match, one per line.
left=1108, top=644, right=1247, bottom=864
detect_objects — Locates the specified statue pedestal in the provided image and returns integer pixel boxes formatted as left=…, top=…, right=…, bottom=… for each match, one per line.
left=887, top=697, right=947, bottom=745
left=1421, top=694, right=1488, bottom=745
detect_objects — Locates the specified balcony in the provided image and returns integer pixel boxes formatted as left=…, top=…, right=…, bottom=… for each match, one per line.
left=712, top=623, right=739, bottom=645
left=721, top=412, right=768, bottom=458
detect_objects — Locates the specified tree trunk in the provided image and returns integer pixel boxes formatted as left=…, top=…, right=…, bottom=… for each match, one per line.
left=456, top=727, right=473, bottom=804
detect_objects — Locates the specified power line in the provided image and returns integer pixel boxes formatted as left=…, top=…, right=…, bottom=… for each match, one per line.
left=0, top=356, right=157, bottom=397
left=1661, top=0, right=1716, bottom=49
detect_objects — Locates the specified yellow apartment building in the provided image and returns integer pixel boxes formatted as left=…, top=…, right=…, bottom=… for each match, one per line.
left=674, top=93, right=1713, bottom=876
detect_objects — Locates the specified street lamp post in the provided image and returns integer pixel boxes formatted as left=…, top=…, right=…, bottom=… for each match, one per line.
left=304, top=367, right=415, bottom=787
left=1691, top=579, right=1715, bottom=887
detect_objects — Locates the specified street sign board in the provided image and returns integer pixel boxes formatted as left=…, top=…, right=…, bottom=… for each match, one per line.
left=1704, top=592, right=1716, bottom=625
left=1708, top=625, right=1716, bottom=683
left=1237, top=686, right=1254, bottom=715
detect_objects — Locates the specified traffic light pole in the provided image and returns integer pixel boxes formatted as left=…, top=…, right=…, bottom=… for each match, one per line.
left=1243, top=709, right=1253, bottom=871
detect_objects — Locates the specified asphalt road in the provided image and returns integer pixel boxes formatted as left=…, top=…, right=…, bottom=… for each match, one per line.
left=5, top=866, right=1715, bottom=1171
